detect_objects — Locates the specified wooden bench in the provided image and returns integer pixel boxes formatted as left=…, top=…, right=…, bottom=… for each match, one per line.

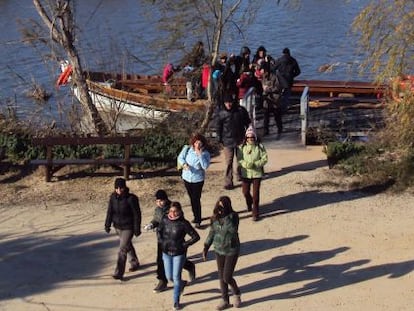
left=31, top=136, right=144, bottom=182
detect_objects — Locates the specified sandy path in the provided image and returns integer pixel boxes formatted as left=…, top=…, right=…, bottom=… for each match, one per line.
left=1, top=143, right=414, bottom=311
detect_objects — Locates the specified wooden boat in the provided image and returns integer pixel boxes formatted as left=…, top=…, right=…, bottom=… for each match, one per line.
left=66, top=70, right=208, bottom=125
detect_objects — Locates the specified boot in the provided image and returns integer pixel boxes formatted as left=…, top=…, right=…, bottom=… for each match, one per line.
left=216, top=299, right=230, bottom=310
left=233, top=294, right=241, bottom=308
left=153, top=280, right=168, bottom=293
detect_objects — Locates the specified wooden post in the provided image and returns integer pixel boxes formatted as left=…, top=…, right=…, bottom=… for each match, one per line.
left=124, top=144, right=131, bottom=180
left=300, top=86, right=309, bottom=146
left=46, top=145, right=53, bottom=182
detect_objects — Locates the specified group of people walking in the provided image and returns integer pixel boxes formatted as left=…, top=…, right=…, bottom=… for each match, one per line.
left=214, top=45, right=301, bottom=137
left=105, top=176, right=241, bottom=310
left=104, top=130, right=269, bottom=310
left=165, top=43, right=301, bottom=138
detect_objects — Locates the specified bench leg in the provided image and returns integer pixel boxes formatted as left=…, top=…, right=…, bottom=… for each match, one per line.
left=124, top=165, right=130, bottom=180
left=42, top=165, right=52, bottom=182
left=124, top=144, right=131, bottom=180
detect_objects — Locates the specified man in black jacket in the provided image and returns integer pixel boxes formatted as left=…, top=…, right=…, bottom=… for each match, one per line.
left=216, top=95, right=251, bottom=190
left=273, top=47, right=301, bottom=120
left=105, top=178, right=141, bottom=280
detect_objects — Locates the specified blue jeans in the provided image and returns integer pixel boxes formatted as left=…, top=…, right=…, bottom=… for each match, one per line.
left=162, top=252, right=186, bottom=304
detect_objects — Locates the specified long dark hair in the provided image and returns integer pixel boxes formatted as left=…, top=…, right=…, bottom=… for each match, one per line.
left=211, top=196, right=234, bottom=222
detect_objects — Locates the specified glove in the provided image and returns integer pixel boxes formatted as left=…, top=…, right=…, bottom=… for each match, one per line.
left=134, top=230, right=141, bottom=237
left=144, top=223, right=154, bottom=231
left=105, top=227, right=110, bottom=233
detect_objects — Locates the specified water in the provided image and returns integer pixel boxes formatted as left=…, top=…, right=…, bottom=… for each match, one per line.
left=0, top=0, right=370, bottom=125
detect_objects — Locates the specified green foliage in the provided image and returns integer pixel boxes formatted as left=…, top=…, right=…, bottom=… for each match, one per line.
left=0, top=132, right=43, bottom=164
left=323, top=141, right=365, bottom=169
left=346, top=1, right=414, bottom=190
left=132, top=132, right=188, bottom=162
left=52, top=144, right=102, bottom=159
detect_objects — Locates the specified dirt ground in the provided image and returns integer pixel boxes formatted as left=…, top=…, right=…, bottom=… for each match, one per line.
left=1, top=143, right=414, bottom=311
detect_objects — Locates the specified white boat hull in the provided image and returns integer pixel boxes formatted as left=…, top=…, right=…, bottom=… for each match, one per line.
left=73, top=84, right=169, bottom=122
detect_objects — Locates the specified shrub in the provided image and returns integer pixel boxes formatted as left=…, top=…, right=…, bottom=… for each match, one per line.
left=323, top=141, right=365, bottom=168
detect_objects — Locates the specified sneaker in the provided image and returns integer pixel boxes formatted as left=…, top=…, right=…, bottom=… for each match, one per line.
left=216, top=299, right=231, bottom=310
left=233, top=295, right=241, bottom=308
left=153, top=280, right=168, bottom=293
left=179, top=280, right=187, bottom=295
left=223, top=184, right=233, bottom=190
left=188, top=264, right=196, bottom=283
left=173, top=302, right=181, bottom=310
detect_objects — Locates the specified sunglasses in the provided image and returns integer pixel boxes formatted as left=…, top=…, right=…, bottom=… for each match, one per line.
left=246, top=136, right=255, bottom=139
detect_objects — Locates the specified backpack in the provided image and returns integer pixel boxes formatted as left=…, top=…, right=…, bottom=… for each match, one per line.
left=177, top=145, right=190, bottom=171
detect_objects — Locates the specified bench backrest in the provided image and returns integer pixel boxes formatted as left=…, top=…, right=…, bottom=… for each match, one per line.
left=32, top=136, right=143, bottom=146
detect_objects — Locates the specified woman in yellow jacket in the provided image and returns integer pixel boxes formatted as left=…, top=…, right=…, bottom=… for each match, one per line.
left=237, top=126, right=268, bottom=221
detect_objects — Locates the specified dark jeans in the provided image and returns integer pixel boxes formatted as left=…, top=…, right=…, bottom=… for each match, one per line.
left=184, top=180, right=204, bottom=224
left=223, top=146, right=241, bottom=187
left=241, top=178, right=262, bottom=218
left=115, top=228, right=139, bottom=276
left=263, top=99, right=283, bottom=134
left=216, top=253, right=241, bottom=303
left=157, top=243, right=195, bottom=282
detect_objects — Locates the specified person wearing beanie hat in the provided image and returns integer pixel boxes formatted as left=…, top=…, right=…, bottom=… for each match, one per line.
left=155, top=189, right=168, bottom=201
left=237, top=126, right=268, bottom=221
left=245, top=125, right=256, bottom=139
left=143, top=189, right=197, bottom=293
left=114, top=177, right=126, bottom=189
left=272, top=47, right=301, bottom=129
left=105, top=178, right=142, bottom=280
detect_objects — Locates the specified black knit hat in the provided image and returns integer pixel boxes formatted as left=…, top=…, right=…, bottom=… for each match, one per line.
left=155, top=189, right=168, bottom=200
left=114, top=178, right=126, bottom=189
left=283, top=47, right=290, bottom=55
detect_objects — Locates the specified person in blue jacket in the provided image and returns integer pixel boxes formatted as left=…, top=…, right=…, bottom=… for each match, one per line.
left=177, top=133, right=211, bottom=228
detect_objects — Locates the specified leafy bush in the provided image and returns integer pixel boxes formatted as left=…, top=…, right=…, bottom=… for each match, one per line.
left=0, top=132, right=43, bottom=163
left=323, top=141, right=365, bottom=168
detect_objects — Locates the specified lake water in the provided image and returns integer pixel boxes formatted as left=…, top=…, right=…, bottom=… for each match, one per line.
left=0, top=0, right=370, bottom=125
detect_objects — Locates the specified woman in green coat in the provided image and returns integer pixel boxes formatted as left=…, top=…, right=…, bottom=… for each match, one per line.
left=237, top=126, right=268, bottom=221
left=203, top=196, right=241, bottom=310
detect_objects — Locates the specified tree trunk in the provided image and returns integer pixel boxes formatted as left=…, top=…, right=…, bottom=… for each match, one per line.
left=33, top=0, right=108, bottom=135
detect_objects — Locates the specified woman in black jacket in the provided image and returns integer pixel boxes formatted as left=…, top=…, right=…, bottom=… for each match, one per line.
left=158, top=201, right=200, bottom=311
left=104, top=178, right=141, bottom=280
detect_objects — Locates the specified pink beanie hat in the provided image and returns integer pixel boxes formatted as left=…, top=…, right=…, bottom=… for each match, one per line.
left=245, top=125, right=256, bottom=138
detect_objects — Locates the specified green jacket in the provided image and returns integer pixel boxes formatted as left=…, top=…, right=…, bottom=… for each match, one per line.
left=204, top=212, right=240, bottom=256
left=237, top=142, right=268, bottom=179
